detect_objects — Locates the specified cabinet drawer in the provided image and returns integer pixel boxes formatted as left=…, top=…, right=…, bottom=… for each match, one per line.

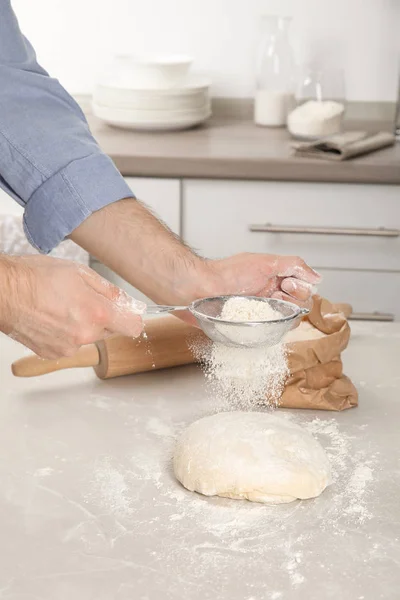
left=317, top=269, right=400, bottom=320
left=183, top=180, right=400, bottom=270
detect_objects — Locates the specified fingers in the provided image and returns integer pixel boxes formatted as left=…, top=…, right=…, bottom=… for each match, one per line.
left=79, top=265, right=146, bottom=337
left=281, top=277, right=315, bottom=303
left=271, top=290, right=312, bottom=310
left=106, top=308, right=144, bottom=339
left=274, top=256, right=321, bottom=285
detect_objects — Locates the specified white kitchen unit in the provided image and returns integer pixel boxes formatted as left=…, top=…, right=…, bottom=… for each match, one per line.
left=91, top=177, right=181, bottom=302
left=182, top=179, right=400, bottom=319
left=0, top=188, right=23, bottom=215
left=123, top=177, right=181, bottom=233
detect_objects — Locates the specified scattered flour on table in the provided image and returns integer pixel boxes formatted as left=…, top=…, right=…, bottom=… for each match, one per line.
left=84, top=457, right=134, bottom=518
left=306, top=418, right=376, bottom=525
left=194, top=297, right=289, bottom=410
left=81, top=408, right=378, bottom=596
left=33, top=467, right=54, bottom=478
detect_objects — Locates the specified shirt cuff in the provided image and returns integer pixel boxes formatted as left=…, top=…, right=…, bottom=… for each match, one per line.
left=23, top=153, right=135, bottom=254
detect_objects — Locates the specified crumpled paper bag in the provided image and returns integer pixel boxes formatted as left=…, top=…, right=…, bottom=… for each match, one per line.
left=280, top=296, right=358, bottom=411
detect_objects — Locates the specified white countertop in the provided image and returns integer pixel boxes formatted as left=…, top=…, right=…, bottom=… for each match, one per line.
left=0, top=321, right=399, bottom=599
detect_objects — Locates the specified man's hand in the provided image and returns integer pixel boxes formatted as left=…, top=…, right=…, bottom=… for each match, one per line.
left=0, top=255, right=145, bottom=359
left=205, top=253, right=321, bottom=308
left=70, top=198, right=320, bottom=311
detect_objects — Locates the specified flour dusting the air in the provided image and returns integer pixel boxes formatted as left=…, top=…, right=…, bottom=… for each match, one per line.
left=193, top=297, right=289, bottom=410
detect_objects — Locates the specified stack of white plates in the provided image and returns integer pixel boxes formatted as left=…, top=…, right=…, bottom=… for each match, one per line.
left=93, top=56, right=211, bottom=131
left=93, top=78, right=211, bottom=131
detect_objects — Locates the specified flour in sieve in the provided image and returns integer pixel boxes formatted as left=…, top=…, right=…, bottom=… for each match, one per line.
left=195, top=297, right=289, bottom=410
left=219, top=297, right=282, bottom=322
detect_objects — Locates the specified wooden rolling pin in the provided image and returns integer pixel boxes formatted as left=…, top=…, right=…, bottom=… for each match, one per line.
left=12, top=316, right=206, bottom=379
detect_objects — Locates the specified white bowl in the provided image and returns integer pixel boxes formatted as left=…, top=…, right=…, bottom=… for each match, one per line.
left=96, top=74, right=211, bottom=94
left=93, top=101, right=211, bottom=121
left=93, top=85, right=209, bottom=112
left=112, top=54, right=193, bottom=89
left=92, top=102, right=211, bottom=131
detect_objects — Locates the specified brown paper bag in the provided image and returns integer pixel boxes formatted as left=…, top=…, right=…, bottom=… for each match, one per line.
left=280, top=296, right=358, bottom=411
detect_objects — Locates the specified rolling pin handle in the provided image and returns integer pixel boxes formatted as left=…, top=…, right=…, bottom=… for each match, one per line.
left=11, top=344, right=100, bottom=377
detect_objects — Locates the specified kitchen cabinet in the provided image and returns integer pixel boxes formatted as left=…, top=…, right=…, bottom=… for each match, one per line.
left=122, top=177, right=181, bottom=234
left=91, top=177, right=181, bottom=302
left=0, top=188, right=23, bottom=216
left=182, top=179, right=400, bottom=319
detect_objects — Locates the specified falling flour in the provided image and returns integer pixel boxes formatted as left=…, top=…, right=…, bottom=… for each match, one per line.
left=196, top=297, right=289, bottom=410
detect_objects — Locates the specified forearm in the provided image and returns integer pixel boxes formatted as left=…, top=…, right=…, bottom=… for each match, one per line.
left=0, top=255, right=28, bottom=334
left=70, top=198, right=216, bottom=305
left=0, top=256, right=13, bottom=332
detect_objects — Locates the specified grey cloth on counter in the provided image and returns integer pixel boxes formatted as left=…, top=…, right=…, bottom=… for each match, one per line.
left=0, top=0, right=134, bottom=254
left=292, top=131, right=396, bottom=161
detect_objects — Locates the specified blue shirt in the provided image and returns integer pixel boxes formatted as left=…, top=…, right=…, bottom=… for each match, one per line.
left=0, top=0, right=134, bottom=253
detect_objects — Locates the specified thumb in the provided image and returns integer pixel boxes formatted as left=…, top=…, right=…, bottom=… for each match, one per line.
left=273, top=256, right=321, bottom=284
left=104, top=300, right=144, bottom=338
left=80, top=266, right=146, bottom=338
left=80, top=265, right=147, bottom=314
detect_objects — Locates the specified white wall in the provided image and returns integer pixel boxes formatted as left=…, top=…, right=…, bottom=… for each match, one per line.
left=12, top=0, right=400, bottom=101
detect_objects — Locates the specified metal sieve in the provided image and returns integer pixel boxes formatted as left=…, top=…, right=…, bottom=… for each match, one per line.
left=146, top=295, right=309, bottom=348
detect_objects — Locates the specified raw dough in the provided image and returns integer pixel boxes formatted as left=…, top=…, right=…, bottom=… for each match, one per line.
left=173, top=411, right=331, bottom=504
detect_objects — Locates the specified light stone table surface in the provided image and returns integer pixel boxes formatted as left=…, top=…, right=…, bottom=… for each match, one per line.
left=0, top=322, right=399, bottom=600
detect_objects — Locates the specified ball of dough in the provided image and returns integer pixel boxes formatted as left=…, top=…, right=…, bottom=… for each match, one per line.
left=173, top=411, right=331, bottom=504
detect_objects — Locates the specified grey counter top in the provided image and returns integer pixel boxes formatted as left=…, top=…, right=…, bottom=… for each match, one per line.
left=0, top=321, right=399, bottom=599
left=87, top=113, right=400, bottom=184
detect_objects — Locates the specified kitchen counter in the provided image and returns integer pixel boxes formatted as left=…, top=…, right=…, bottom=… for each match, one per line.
left=87, top=113, right=400, bottom=184
left=0, top=321, right=399, bottom=599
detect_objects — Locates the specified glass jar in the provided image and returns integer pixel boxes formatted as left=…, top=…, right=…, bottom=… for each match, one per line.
left=254, top=16, right=295, bottom=127
left=287, top=67, right=346, bottom=139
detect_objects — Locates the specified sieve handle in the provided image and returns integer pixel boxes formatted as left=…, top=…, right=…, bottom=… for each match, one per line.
left=146, top=304, right=188, bottom=315
left=249, top=224, right=400, bottom=237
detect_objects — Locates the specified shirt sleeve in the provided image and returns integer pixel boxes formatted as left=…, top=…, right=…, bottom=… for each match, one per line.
left=0, top=0, right=135, bottom=253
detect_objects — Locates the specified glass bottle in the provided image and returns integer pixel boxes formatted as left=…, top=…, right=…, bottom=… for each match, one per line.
left=254, top=16, right=295, bottom=127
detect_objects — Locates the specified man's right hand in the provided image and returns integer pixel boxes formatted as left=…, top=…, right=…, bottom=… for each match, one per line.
left=0, top=255, right=145, bottom=359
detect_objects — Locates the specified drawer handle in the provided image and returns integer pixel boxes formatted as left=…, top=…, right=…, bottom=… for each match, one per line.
left=348, top=312, right=394, bottom=322
left=249, top=224, right=400, bottom=237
